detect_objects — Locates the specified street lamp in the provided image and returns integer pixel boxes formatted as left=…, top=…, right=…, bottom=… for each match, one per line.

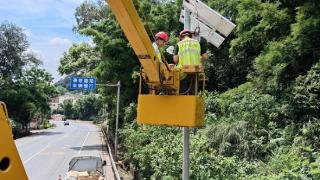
left=97, top=81, right=121, bottom=161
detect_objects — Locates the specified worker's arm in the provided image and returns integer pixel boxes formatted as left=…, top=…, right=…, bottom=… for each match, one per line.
left=201, top=52, right=208, bottom=61
left=200, top=38, right=208, bottom=62
left=173, top=55, right=179, bottom=65
left=173, top=45, right=179, bottom=65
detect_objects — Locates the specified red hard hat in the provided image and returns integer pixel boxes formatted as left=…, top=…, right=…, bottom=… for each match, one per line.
left=155, top=31, right=169, bottom=42
left=179, top=29, right=192, bottom=39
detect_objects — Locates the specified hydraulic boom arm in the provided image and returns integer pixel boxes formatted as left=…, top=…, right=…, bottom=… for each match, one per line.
left=106, top=0, right=161, bottom=84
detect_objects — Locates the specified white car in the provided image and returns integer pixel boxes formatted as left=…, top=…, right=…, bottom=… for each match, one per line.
left=66, top=156, right=106, bottom=180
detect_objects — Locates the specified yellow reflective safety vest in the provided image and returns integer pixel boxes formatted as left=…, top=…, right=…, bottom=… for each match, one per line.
left=177, top=37, right=201, bottom=68
left=152, top=42, right=162, bottom=62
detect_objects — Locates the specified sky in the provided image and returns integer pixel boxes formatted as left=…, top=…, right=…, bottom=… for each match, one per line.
left=0, top=0, right=91, bottom=82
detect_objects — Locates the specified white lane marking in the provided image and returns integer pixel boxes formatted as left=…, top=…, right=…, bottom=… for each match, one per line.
left=23, top=128, right=76, bottom=164
left=23, top=143, right=50, bottom=164
left=78, top=132, right=90, bottom=155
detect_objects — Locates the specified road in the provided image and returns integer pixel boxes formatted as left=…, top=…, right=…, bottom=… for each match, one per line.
left=15, top=120, right=112, bottom=180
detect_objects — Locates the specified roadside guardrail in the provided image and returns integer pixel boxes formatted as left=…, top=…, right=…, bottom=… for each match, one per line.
left=101, top=128, right=121, bottom=180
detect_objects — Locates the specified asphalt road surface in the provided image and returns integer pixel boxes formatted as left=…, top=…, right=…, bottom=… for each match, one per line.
left=15, top=120, right=107, bottom=180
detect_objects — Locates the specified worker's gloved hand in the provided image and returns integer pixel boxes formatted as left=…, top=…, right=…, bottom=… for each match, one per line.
left=166, top=46, right=174, bottom=55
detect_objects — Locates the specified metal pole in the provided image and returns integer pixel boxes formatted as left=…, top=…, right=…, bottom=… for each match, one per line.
left=183, top=6, right=191, bottom=180
left=114, top=81, right=120, bottom=162
left=183, top=128, right=190, bottom=180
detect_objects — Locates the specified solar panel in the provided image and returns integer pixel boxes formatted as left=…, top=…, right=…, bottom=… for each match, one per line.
left=183, top=0, right=236, bottom=37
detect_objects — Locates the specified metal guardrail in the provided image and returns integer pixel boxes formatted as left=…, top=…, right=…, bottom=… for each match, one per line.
left=101, top=128, right=121, bottom=180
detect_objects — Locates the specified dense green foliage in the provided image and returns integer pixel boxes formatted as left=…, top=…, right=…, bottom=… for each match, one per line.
left=0, top=22, right=56, bottom=130
left=59, top=0, right=320, bottom=178
left=59, top=43, right=100, bottom=76
left=59, top=94, right=104, bottom=121
left=0, top=22, right=41, bottom=82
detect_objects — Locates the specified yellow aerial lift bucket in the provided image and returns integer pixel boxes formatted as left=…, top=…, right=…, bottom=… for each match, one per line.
left=137, top=95, right=204, bottom=127
left=0, top=101, right=28, bottom=180
left=137, top=66, right=206, bottom=127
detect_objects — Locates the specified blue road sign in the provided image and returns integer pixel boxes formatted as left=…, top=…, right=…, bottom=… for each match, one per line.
left=70, top=77, right=96, bottom=90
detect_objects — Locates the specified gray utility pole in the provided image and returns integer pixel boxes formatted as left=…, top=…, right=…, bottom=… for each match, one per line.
left=97, top=81, right=121, bottom=161
left=114, top=81, right=120, bottom=161
left=183, top=8, right=191, bottom=180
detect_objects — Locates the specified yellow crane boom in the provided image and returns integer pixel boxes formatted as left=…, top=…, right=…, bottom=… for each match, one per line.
left=107, top=0, right=160, bottom=84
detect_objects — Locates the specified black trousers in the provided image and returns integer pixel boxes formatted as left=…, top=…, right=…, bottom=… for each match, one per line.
left=179, top=74, right=198, bottom=95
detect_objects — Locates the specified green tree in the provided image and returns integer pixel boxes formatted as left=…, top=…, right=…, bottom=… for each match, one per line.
left=60, top=99, right=74, bottom=119
left=292, top=62, right=320, bottom=121
left=72, top=94, right=103, bottom=120
left=56, top=86, right=68, bottom=95
left=0, top=22, right=56, bottom=129
left=0, top=22, right=40, bottom=83
left=74, top=0, right=107, bottom=32
left=19, top=67, right=57, bottom=116
left=59, top=43, right=100, bottom=76
left=252, top=1, right=320, bottom=93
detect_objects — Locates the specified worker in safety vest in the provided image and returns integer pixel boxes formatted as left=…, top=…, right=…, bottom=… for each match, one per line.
left=152, top=31, right=169, bottom=62
left=173, top=29, right=208, bottom=94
